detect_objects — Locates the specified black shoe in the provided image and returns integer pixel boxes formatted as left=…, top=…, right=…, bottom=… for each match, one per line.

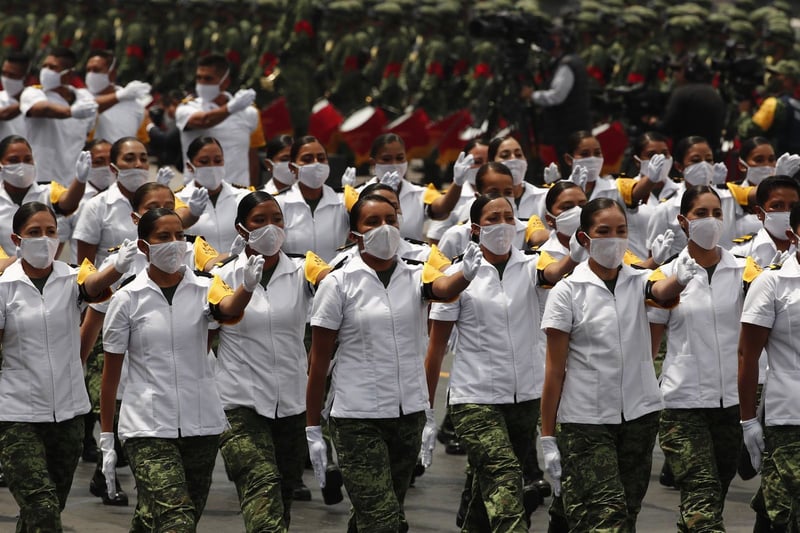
left=738, top=446, right=758, bottom=481
left=455, top=484, right=470, bottom=528
left=659, top=462, right=676, bottom=488
left=437, top=426, right=457, bottom=446
left=445, top=439, right=467, bottom=455
left=89, top=468, right=128, bottom=506
left=523, top=482, right=544, bottom=517
left=525, top=477, right=551, bottom=499
left=292, top=482, right=312, bottom=501
left=82, top=441, right=98, bottom=463
left=322, top=467, right=344, bottom=505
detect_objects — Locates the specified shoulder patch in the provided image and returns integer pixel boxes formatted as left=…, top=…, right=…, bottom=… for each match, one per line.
left=305, top=251, right=331, bottom=284
left=421, top=260, right=445, bottom=284
left=193, top=236, right=219, bottom=271
left=77, top=257, right=98, bottom=285
left=49, top=181, right=67, bottom=205
left=525, top=215, right=546, bottom=243
left=427, top=244, right=451, bottom=272
left=343, top=184, right=359, bottom=211
left=273, top=186, right=292, bottom=196
left=174, top=196, right=188, bottom=210
left=743, top=255, right=763, bottom=283
left=423, top=183, right=443, bottom=205
left=536, top=250, right=558, bottom=271
left=726, top=182, right=753, bottom=207
left=616, top=177, right=636, bottom=207
left=623, top=249, right=643, bottom=266
left=207, top=274, right=234, bottom=305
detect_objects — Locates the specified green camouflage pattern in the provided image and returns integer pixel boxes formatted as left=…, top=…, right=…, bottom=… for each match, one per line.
left=758, top=426, right=800, bottom=530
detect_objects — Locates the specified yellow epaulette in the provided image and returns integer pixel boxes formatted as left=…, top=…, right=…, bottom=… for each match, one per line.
left=525, top=215, right=546, bottom=243
left=753, top=96, right=778, bottom=131
left=343, top=184, right=359, bottom=211
left=743, top=256, right=763, bottom=283
left=50, top=181, right=67, bottom=204
left=646, top=267, right=679, bottom=309
left=174, top=185, right=186, bottom=193
left=732, top=232, right=757, bottom=244
left=107, top=245, right=121, bottom=254
left=623, top=249, right=643, bottom=266
left=193, top=236, right=219, bottom=271
left=0, top=244, right=8, bottom=260
left=616, top=177, right=636, bottom=208
left=726, top=182, right=753, bottom=207
left=768, top=262, right=784, bottom=270
left=427, top=244, right=451, bottom=272
left=304, top=251, right=331, bottom=284
left=207, top=274, right=234, bottom=305
left=175, top=196, right=188, bottom=210
left=78, top=258, right=112, bottom=302
left=536, top=250, right=558, bottom=271
left=180, top=95, right=196, bottom=104
left=423, top=183, right=442, bottom=205
left=422, top=252, right=446, bottom=284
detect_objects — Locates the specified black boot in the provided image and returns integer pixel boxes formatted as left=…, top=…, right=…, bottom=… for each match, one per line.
left=89, top=467, right=128, bottom=506
left=292, top=481, right=312, bottom=501
left=322, top=466, right=344, bottom=505
left=82, top=413, right=98, bottom=463
left=659, top=461, right=676, bottom=488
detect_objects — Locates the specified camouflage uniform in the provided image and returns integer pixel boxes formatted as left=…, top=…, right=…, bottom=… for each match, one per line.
left=124, top=435, right=220, bottom=533
left=659, top=406, right=742, bottom=532
left=559, top=412, right=660, bottom=531
left=758, top=426, right=800, bottom=530
left=0, top=416, right=84, bottom=532
left=450, top=399, right=539, bottom=533
left=219, top=408, right=306, bottom=532
left=330, top=412, right=425, bottom=533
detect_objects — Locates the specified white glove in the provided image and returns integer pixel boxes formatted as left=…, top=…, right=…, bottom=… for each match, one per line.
left=306, top=425, right=328, bottom=488
left=651, top=229, right=675, bottom=265
left=712, top=162, right=728, bottom=185
left=741, top=418, right=765, bottom=472
left=230, top=234, right=246, bottom=256
left=188, top=187, right=209, bottom=217
left=70, top=99, right=98, bottom=119
left=418, top=408, right=437, bottom=469
left=775, top=152, right=800, bottom=177
left=226, top=88, right=256, bottom=115
left=156, top=166, right=175, bottom=186
left=770, top=250, right=792, bottom=267
left=543, top=162, right=561, bottom=184
left=569, top=232, right=588, bottom=262
left=75, top=150, right=91, bottom=184
left=379, top=170, right=402, bottom=191
left=341, top=166, right=356, bottom=187
left=242, top=254, right=265, bottom=292
left=99, top=432, right=117, bottom=499
left=568, top=165, right=588, bottom=189
left=461, top=241, right=482, bottom=281
left=452, top=152, right=474, bottom=186
left=645, top=154, right=666, bottom=184
left=675, top=253, right=700, bottom=285
left=115, top=80, right=151, bottom=102
left=114, top=239, right=139, bottom=274
left=540, top=436, right=562, bottom=497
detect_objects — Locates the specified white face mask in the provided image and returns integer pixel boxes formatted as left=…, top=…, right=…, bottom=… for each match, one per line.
left=502, top=159, right=527, bottom=186
left=269, top=160, right=295, bottom=185
left=587, top=236, right=627, bottom=269
left=479, top=222, right=516, bottom=255
left=297, top=162, right=329, bottom=189
left=192, top=165, right=225, bottom=190
left=1, top=76, right=24, bottom=97
left=687, top=216, right=723, bottom=250
left=195, top=69, right=228, bottom=102
left=145, top=240, right=186, bottom=274
left=112, top=164, right=149, bottom=192
left=743, top=164, right=775, bottom=186
left=761, top=209, right=791, bottom=240
left=375, top=162, right=408, bottom=181
left=17, top=236, right=59, bottom=269
left=637, top=155, right=673, bottom=182
left=241, top=223, right=285, bottom=257
left=88, top=167, right=114, bottom=190
left=1, top=163, right=36, bottom=188
left=554, top=206, right=582, bottom=237
left=683, top=161, right=714, bottom=186
left=575, top=156, right=604, bottom=181
left=85, top=71, right=111, bottom=95
left=39, top=67, right=66, bottom=91
left=355, top=224, right=401, bottom=260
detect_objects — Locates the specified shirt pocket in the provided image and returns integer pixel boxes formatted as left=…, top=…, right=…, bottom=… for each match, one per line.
left=120, top=382, right=155, bottom=435
left=559, top=368, right=598, bottom=421
left=660, top=353, right=700, bottom=403
left=0, top=369, right=32, bottom=417
left=766, top=370, right=800, bottom=423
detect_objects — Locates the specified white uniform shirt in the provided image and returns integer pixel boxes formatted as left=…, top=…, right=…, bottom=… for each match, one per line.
left=60, top=182, right=101, bottom=263
left=176, top=181, right=247, bottom=253
left=329, top=238, right=430, bottom=269
left=275, top=183, right=349, bottom=262
left=648, top=248, right=745, bottom=408
left=426, top=182, right=475, bottom=241
left=103, top=267, right=228, bottom=439
left=430, top=248, right=544, bottom=405
left=311, top=253, right=430, bottom=418
left=438, top=219, right=526, bottom=260
left=0, top=260, right=91, bottom=422
left=516, top=182, right=548, bottom=220
left=0, top=181, right=57, bottom=253
left=730, top=227, right=779, bottom=266
left=20, top=86, right=95, bottom=185
left=94, top=85, right=146, bottom=143
left=542, top=262, right=664, bottom=424
left=740, top=254, right=800, bottom=426
left=214, top=252, right=312, bottom=418
left=176, top=93, right=262, bottom=187
left=72, top=182, right=136, bottom=265
left=0, top=90, right=26, bottom=139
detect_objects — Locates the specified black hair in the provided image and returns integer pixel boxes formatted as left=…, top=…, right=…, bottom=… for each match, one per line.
left=4, top=51, right=30, bottom=69
left=110, top=136, right=144, bottom=165
left=369, top=133, right=404, bottom=159
left=789, top=203, right=800, bottom=232
left=475, top=162, right=513, bottom=193
left=578, top=197, right=626, bottom=234
left=0, top=135, right=31, bottom=159
left=132, top=183, right=174, bottom=211
left=87, top=49, right=115, bottom=69
left=235, top=191, right=280, bottom=226
left=12, top=202, right=56, bottom=234
left=84, top=138, right=111, bottom=152
left=633, top=131, right=669, bottom=159
left=545, top=181, right=581, bottom=213
left=360, top=182, right=397, bottom=199
left=673, top=136, right=709, bottom=167
left=462, top=138, right=487, bottom=154
left=487, top=135, right=520, bottom=162
left=679, top=185, right=720, bottom=216
left=197, top=53, right=229, bottom=76
left=186, top=136, right=223, bottom=162
left=290, top=135, right=324, bottom=162
left=49, top=47, right=77, bottom=69
left=137, top=207, right=180, bottom=240
left=739, top=136, right=773, bottom=162
left=755, top=175, right=800, bottom=207
left=469, top=193, right=511, bottom=226
left=349, top=194, right=395, bottom=231
left=566, top=130, right=595, bottom=156
left=265, top=134, right=293, bottom=160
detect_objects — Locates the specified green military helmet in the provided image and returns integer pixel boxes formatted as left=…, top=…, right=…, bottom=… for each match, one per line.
left=517, top=1, right=544, bottom=18
left=625, top=6, right=659, bottom=27
left=254, top=0, right=285, bottom=8
left=733, top=0, right=756, bottom=12
left=574, top=11, right=601, bottom=33
left=728, top=19, right=756, bottom=43
left=767, top=59, right=800, bottom=79
left=750, top=6, right=781, bottom=25
left=717, top=5, right=748, bottom=22
left=372, top=1, right=403, bottom=20
left=437, top=2, right=461, bottom=18
left=667, top=4, right=709, bottom=19
left=771, top=1, right=792, bottom=16
left=579, top=0, right=604, bottom=12
left=763, top=21, right=795, bottom=46
left=706, top=13, right=728, bottom=34
left=666, top=15, right=704, bottom=37
left=328, top=0, right=363, bottom=20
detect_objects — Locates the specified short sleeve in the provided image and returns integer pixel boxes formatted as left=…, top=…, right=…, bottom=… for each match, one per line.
left=428, top=264, right=462, bottom=321
left=310, top=273, right=344, bottom=331
left=103, top=290, right=132, bottom=354
left=740, top=272, right=777, bottom=329
left=175, top=102, right=195, bottom=131
left=72, top=198, right=103, bottom=244
left=19, top=87, right=46, bottom=115
left=541, top=280, right=574, bottom=333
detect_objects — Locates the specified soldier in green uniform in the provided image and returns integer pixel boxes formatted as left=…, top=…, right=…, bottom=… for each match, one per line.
left=320, top=0, right=370, bottom=115
left=364, top=1, right=412, bottom=116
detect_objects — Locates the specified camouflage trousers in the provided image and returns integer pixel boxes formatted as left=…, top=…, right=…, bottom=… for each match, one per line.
left=330, top=412, right=425, bottom=533
left=124, top=434, right=220, bottom=533
left=449, top=400, right=539, bottom=533
left=85, top=332, right=105, bottom=413
left=559, top=411, right=660, bottom=532
left=755, top=426, right=800, bottom=530
left=0, top=416, right=84, bottom=533
left=659, top=406, right=741, bottom=532
left=219, top=408, right=306, bottom=533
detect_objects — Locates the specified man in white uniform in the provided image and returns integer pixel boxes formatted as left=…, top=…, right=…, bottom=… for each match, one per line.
left=0, top=52, right=29, bottom=140
left=176, top=54, right=265, bottom=188
left=19, top=47, right=97, bottom=186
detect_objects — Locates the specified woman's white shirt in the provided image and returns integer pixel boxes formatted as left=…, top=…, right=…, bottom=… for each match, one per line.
left=275, top=183, right=349, bottom=262
left=0, top=260, right=90, bottom=422
left=73, top=182, right=137, bottom=265
left=541, top=262, right=663, bottom=424
left=176, top=181, right=249, bottom=253
left=430, top=248, right=544, bottom=405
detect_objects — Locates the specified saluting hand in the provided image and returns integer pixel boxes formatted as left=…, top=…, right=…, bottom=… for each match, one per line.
left=242, top=254, right=265, bottom=292
left=75, top=150, right=92, bottom=184
left=114, top=239, right=139, bottom=274
left=452, top=152, right=474, bottom=186
left=675, top=254, right=700, bottom=285
left=462, top=241, right=482, bottom=281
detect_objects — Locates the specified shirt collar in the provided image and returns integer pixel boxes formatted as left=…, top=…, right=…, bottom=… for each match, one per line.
left=105, top=182, right=131, bottom=206
left=0, top=259, right=73, bottom=285
left=777, top=253, right=800, bottom=277
left=285, top=182, right=340, bottom=209
left=568, top=260, right=638, bottom=288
